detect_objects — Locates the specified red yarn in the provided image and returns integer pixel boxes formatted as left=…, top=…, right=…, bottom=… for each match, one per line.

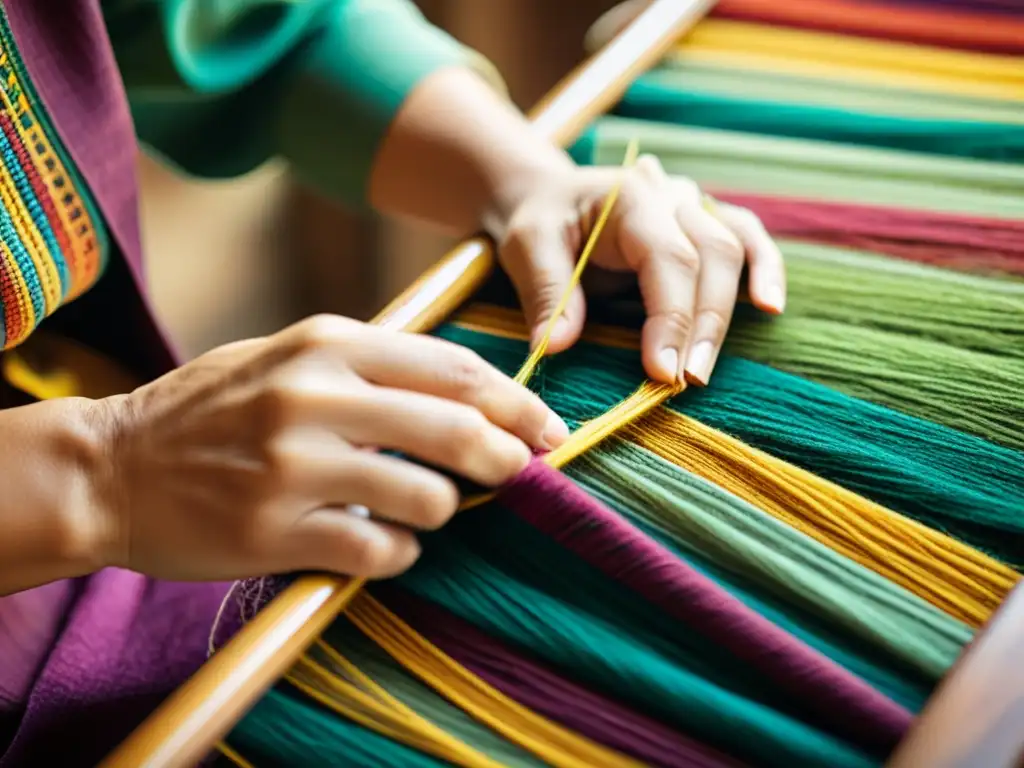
left=715, top=192, right=1024, bottom=276
left=712, top=0, right=1024, bottom=55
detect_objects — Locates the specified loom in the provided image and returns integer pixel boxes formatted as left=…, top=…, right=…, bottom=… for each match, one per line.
left=102, top=0, right=1024, bottom=765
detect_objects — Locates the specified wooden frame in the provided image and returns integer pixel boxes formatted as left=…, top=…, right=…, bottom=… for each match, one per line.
left=101, top=1, right=714, bottom=764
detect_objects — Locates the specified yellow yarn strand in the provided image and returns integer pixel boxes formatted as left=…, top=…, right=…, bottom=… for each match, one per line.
left=241, top=135, right=669, bottom=767
left=451, top=303, right=1020, bottom=626
left=514, top=137, right=640, bottom=387
left=285, top=652, right=503, bottom=767
left=216, top=741, right=256, bottom=768
left=672, top=20, right=1024, bottom=102
left=629, top=410, right=1018, bottom=628
left=346, top=592, right=646, bottom=768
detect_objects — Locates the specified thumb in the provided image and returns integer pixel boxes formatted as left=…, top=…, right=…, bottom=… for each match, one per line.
left=500, top=221, right=586, bottom=355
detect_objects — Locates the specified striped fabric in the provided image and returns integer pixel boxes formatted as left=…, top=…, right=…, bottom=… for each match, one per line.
left=0, top=5, right=107, bottom=351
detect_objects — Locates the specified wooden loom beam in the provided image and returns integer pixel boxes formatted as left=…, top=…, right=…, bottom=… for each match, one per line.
left=101, top=1, right=716, bottom=765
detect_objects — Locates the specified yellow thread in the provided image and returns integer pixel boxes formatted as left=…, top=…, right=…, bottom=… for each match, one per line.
left=346, top=592, right=646, bottom=768
left=265, top=136, right=673, bottom=765
left=673, top=20, right=1024, bottom=102
left=449, top=301, right=1020, bottom=626
left=288, top=641, right=505, bottom=766
left=514, top=137, right=640, bottom=387
left=629, top=410, right=1018, bottom=627
left=216, top=741, right=256, bottom=768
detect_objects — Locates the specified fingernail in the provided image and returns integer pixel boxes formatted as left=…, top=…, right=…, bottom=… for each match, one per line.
left=685, top=340, right=716, bottom=386
left=542, top=413, right=570, bottom=449
left=657, top=348, right=679, bottom=383
left=762, top=285, right=786, bottom=314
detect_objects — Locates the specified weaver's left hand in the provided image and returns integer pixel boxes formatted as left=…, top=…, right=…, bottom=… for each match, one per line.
left=493, top=155, right=786, bottom=386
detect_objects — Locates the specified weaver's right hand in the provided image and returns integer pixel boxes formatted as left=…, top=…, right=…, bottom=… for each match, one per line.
left=88, top=315, right=568, bottom=582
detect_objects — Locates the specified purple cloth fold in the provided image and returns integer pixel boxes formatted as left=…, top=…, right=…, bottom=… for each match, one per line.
left=0, top=3, right=222, bottom=764
left=0, top=572, right=234, bottom=766
left=499, top=459, right=913, bottom=754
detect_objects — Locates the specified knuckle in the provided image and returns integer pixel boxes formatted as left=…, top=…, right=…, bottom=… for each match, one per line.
left=701, top=231, right=745, bottom=267
left=620, top=172, right=650, bottom=203
left=440, top=347, right=490, bottom=399
left=635, top=153, right=665, bottom=178
left=346, top=531, right=398, bottom=578
left=406, top=479, right=459, bottom=531
left=238, top=504, right=278, bottom=555
left=654, top=309, right=694, bottom=340
left=292, top=313, right=355, bottom=350
left=672, top=175, right=701, bottom=199
left=500, top=216, right=541, bottom=255
left=664, top=241, right=701, bottom=273
left=252, top=380, right=302, bottom=435
left=696, top=307, right=732, bottom=342
left=259, top=438, right=299, bottom=491
left=731, top=205, right=765, bottom=231
left=448, top=410, right=493, bottom=465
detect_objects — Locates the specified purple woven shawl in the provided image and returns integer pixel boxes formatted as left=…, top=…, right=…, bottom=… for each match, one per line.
left=0, top=3, right=229, bottom=765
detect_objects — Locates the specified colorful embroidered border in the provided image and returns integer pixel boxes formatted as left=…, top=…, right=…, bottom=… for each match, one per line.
left=0, top=6, right=107, bottom=350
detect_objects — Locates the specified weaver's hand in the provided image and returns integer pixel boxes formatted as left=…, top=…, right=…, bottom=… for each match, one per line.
left=493, top=156, right=786, bottom=386
left=89, top=316, right=568, bottom=582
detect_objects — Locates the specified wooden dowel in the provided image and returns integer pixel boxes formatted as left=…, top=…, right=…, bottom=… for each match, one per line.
left=101, top=2, right=714, bottom=765
left=886, top=582, right=1024, bottom=768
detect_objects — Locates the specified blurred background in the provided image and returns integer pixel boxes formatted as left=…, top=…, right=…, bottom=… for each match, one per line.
left=141, top=0, right=620, bottom=360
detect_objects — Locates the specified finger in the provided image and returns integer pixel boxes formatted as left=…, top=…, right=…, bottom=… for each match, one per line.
left=285, top=508, right=421, bottom=579
left=301, top=448, right=461, bottom=531
left=499, top=214, right=587, bottom=355
left=617, top=157, right=700, bottom=383
left=678, top=204, right=746, bottom=386
left=280, top=316, right=569, bottom=450
left=718, top=204, right=786, bottom=314
left=327, top=386, right=533, bottom=487
left=343, top=329, right=569, bottom=449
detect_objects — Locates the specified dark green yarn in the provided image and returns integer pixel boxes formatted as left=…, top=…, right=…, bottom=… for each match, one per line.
left=568, top=451, right=939, bottom=712
left=436, top=324, right=1024, bottom=566
left=726, top=312, right=1024, bottom=451
left=617, top=76, right=1024, bottom=161
left=572, top=442, right=970, bottom=684
left=393, top=506, right=880, bottom=768
left=227, top=686, right=448, bottom=767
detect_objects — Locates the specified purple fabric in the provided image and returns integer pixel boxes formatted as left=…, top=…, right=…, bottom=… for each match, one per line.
left=0, top=582, right=75, bottom=710
left=378, top=586, right=745, bottom=768
left=501, top=459, right=914, bottom=754
left=0, top=3, right=227, bottom=765
left=1, top=574, right=235, bottom=766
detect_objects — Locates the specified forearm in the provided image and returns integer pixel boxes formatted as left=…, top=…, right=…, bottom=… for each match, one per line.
left=368, top=67, right=575, bottom=236
left=0, top=398, right=112, bottom=595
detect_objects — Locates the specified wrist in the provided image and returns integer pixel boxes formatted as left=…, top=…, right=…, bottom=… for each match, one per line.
left=370, top=65, right=576, bottom=237
left=481, top=142, right=576, bottom=239
left=43, top=397, right=125, bottom=576
left=0, top=397, right=122, bottom=594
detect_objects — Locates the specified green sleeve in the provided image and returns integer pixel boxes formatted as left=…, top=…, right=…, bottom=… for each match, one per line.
left=107, top=0, right=505, bottom=208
